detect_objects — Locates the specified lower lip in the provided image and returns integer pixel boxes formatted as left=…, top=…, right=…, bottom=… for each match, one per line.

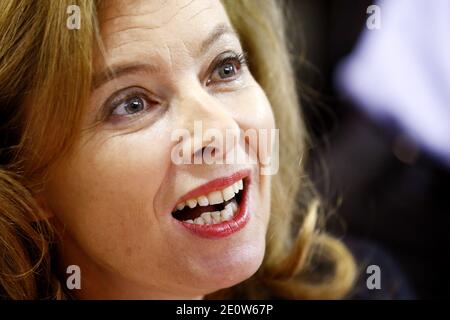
left=175, top=178, right=250, bottom=239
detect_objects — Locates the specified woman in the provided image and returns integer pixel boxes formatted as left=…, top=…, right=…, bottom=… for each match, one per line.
left=0, top=0, right=356, bottom=299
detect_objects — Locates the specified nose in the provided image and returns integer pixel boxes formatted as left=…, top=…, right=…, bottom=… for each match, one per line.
left=171, top=83, right=241, bottom=166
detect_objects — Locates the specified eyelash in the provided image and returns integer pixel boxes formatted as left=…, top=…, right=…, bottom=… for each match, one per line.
left=206, top=51, right=248, bottom=85
left=102, top=51, right=248, bottom=122
left=102, top=88, right=157, bottom=122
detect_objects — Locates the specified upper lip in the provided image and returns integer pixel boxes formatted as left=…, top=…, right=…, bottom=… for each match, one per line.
left=172, top=169, right=250, bottom=210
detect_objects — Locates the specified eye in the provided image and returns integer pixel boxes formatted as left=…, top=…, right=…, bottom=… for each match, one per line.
left=101, top=87, right=159, bottom=122
left=207, top=52, right=247, bottom=85
left=112, top=96, right=147, bottom=116
left=217, top=63, right=237, bottom=79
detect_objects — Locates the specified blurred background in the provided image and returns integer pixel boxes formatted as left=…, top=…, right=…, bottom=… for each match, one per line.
left=287, top=0, right=450, bottom=299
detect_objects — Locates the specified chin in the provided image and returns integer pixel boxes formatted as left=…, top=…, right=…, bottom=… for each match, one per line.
left=188, top=233, right=267, bottom=294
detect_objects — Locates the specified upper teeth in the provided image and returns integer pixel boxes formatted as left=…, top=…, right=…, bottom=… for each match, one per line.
left=174, top=179, right=243, bottom=212
left=187, top=200, right=238, bottom=225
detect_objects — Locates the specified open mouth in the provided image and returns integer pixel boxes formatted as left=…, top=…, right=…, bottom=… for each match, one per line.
left=172, top=179, right=245, bottom=225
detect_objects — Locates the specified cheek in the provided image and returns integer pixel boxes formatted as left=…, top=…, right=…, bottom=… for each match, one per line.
left=220, top=84, right=275, bottom=223
left=223, top=84, right=277, bottom=175
left=44, top=128, right=174, bottom=268
left=232, top=84, right=276, bottom=132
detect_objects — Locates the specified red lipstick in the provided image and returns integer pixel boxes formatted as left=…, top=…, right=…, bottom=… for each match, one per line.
left=173, top=170, right=251, bottom=239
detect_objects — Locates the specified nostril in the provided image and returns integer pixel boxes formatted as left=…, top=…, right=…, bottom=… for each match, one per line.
left=193, top=147, right=206, bottom=162
left=203, top=146, right=216, bottom=158
left=194, top=146, right=217, bottom=162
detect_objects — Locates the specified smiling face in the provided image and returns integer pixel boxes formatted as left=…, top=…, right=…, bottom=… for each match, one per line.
left=42, top=0, right=276, bottom=299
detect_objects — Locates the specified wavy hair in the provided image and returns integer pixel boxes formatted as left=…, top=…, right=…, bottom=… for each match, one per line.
left=0, top=0, right=356, bottom=299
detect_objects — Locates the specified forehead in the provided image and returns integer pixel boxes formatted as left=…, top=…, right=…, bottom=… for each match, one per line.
left=96, top=0, right=232, bottom=66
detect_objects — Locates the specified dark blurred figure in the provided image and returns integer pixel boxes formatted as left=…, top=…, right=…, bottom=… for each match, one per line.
left=289, top=0, right=450, bottom=299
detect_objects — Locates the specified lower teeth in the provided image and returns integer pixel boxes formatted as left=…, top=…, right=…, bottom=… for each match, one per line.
left=184, top=199, right=238, bottom=225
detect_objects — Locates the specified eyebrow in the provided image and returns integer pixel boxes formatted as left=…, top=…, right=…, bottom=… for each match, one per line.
left=197, top=23, right=237, bottom=56
left=91, top=23, right=238, bottom=90
left=92, top=63, right=159, bottom=90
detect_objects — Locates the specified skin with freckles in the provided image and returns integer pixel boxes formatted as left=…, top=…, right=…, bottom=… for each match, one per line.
left=42, top=0, right=276, bottom=299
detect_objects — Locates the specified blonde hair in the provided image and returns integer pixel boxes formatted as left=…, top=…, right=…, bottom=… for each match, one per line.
left=0, top=0, right=356, bottom=299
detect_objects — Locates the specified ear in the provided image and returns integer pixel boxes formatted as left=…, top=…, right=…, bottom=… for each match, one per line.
left=34, top=194, right=55, bottom=220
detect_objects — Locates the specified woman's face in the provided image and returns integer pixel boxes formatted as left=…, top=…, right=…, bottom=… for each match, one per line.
left=43, top=0, right=275, bottom=299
